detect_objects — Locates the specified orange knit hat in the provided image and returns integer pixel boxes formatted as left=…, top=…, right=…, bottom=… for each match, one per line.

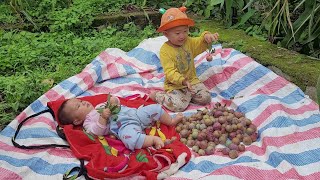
left=157, top=7, right=194, bottom=32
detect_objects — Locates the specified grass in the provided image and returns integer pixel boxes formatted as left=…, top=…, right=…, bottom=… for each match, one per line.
left=197, top=20, right=320, bottom=92
left=0, top=24, right=157, bottom=130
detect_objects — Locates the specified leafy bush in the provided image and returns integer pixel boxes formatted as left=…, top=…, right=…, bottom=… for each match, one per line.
left=0, top=24, right=157, bottom=128
left=185, top=0, right=320, bottom=58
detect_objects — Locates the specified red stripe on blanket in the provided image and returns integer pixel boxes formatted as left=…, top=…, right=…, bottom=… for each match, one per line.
left=106, top=63, right=120, bottom=79
left=245, top=127, right=320, bottom=156
left=139, top=71, right=165, bottom=80
left=76, top=72, right=95, bottom=88
left=253, top=102, right=318, bottom=127
left=45, top=89, right=62, bottom=101
left=98, top=52, right=121, bottom=78
left=205, top=165, right=319, bottom=180
left=0, top=167, right=22, bottom=180
left=0, top=142, right=74, bottom=158
left=204, top=57, right=253, bottom=89
left=90, top=84, right=163, bottom=94
left=115, top=56, right=156, bottom=73
left=165, top=177, right=192, bottom=180
left=221, top=48, right=233, bottom=58
left=20, top=116, right=57, bottom=130
left=251, top=76, right=290, bottom=95
left=16, top=112, right=27, bottom=123
left=98, top=51, right=111, bottom=61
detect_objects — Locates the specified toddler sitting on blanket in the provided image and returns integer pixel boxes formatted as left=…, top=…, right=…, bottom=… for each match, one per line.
left=150, top=7, right=219, bottom=112
left=57, top=95, right=183, bottom=150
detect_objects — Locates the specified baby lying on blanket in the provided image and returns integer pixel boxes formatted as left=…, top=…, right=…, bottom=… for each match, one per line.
left=57, top=95, right=183, bottom=150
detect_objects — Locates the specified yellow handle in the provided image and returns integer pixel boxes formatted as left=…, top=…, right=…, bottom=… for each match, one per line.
left=157, top=129, right=166, bottom=141
left=98, top=136, right=118, bottom=156
left=156, top=121, right=166, bottom=141
left=149, top=126, right=156, bottom=136
left=110, top=147, right=118, bottom=156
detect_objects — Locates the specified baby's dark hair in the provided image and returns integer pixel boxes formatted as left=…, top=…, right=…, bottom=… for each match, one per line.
left=57, top=99, right=74, bottom=125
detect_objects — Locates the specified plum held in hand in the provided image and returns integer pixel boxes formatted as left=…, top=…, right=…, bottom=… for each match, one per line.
left=206, top=53, right=213, bottom=61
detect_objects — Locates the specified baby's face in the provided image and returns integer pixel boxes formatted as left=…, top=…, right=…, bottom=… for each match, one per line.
left=64, top=98, right=94, bottom=124
left=164, top=25, right=189, bottom=47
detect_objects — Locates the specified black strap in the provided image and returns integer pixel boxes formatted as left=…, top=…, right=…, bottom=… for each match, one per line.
left=63, top=159, right=91, bottom=180
left=12, top=108, right=70, bottom=149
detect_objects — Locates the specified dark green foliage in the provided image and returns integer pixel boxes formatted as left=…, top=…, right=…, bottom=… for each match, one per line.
left=185, top=0, right=319, bottom=59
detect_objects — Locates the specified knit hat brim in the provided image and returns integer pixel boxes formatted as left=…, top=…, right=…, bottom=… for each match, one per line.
left=157, top=18, right=194, bottom=32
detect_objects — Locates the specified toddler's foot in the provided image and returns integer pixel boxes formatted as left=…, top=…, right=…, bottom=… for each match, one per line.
left=172, top=112, right=183, bottom=125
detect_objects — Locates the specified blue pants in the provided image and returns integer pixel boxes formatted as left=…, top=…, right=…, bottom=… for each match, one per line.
left=109, top=104, right=165, bottom=150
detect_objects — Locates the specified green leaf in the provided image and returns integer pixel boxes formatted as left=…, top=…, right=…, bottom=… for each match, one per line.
left=225, top=0, right=233, bottom=27
left=293, top=0, right=307, bottom=12
left=103, top=145, right=111, bottom=155
left=302, top=24, right=320, bottom=44
left=231, top=9, right=256, bottom=28
left=209, top=0, right=224, bottom=6
left=111, top=115, right=118, bottom=121
left=96, top=107, right=104, bottom=113
left=282, top=3, right=320, bottom=47
left=140, top=156, right=148, bottom=162
left=204, top=7, right=211, bottom=18
left=242, top=0, right=255, bottom=11
left=112, top=106, right=121, bottom=114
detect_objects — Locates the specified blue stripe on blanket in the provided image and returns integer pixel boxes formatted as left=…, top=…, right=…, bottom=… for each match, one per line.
left=258, top=114, right=320, bottom=134
left=59, top=80, right=85, bottom=95
left=107, top=77, right=163, bottom=85
left=236, top=88, right=305, bottom=113
left=30, top=100, right=47, bottom=113
left=1, top=127, right=60, bottom=139
left=123, top=64, right=137, bottom=75
left=196, top=59, right=227, bottom=76
left=220, top=66, right=270, bottom=99
left=127, top=48, right=161, bottom=67
left=91, top=59, right=103, bottom=83
left=0, top=155, right=78, bottom=175
left=266, top=148, right=320, bottom=167
left=181, top=156, right=259, bottom=173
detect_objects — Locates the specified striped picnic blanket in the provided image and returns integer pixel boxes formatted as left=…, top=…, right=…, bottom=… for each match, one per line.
left=1, top=36, right=320, bottom=180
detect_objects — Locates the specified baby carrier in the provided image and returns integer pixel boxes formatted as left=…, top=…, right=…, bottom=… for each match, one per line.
left=12, top=94, right=191, bottom=180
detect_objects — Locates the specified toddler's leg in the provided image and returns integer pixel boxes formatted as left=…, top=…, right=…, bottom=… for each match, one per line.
left=150, top=89, right=192, bottom=112
left=191, top=83, right=211, bottom=105
left=159, top=112, right=183, bottom=126
left=137, top=104, right=183, bottom=126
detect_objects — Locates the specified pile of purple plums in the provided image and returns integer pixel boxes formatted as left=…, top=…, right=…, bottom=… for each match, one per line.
left=176, top=103, right=258, bottom=159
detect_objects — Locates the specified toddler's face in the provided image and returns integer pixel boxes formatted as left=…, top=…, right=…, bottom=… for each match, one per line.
left=164, top=25, right=189, bottom=47
left=64, top=98, right=94, bottom=125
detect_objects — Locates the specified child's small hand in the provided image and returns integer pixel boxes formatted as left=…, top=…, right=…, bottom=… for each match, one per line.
left=153, top=136, right=164, bottom=149
left=204, top=32, right=219, bottom=44
left=101, top=108, right=111, bottom=120
left=182, top=79, right=195, bottom=94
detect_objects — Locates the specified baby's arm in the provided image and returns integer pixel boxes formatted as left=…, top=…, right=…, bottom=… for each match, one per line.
left=142, top=135, right=164, bottom=149
left=84, top=109, right=110, bottom=136
left=99, top=108, right=111, bottom=125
